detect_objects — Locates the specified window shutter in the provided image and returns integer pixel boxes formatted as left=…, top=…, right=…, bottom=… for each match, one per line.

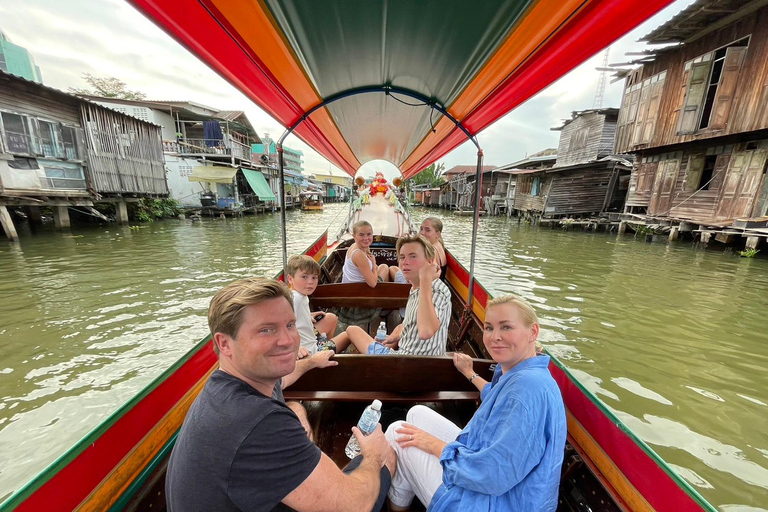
left=684, top=155, right=705, bottom=191
left=709, top=46, right=747, bottom=130
left=678, top=61, right=712, bottom=134
left=632, top=79, right=652, bottom=145
left=641, top=77, right=665, bottom=143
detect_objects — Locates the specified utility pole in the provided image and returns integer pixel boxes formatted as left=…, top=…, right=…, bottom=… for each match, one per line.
left=593, top=47, right=610, bottom=109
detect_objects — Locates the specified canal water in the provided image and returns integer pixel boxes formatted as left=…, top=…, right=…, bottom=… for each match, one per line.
left=0, top=204, right=766, bottom=510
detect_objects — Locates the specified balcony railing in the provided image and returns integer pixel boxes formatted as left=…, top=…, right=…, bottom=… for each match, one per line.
left=164, top=138, right=252, bottom=161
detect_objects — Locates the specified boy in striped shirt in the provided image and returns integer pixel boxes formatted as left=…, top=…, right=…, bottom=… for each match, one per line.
left=335, top=234, right=451, bottom=356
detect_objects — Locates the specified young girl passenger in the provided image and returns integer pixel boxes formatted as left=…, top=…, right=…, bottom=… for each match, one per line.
left=342, top=220, right=390, bottom=286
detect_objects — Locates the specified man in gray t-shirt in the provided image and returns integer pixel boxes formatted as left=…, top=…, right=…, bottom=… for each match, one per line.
left=166, top=278, right=395, bottom=512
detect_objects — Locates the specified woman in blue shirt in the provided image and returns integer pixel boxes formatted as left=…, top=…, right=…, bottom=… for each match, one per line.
left=384, top=295, right=567, bottom=511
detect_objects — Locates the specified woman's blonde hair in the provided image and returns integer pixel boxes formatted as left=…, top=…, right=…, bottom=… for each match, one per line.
left=487, top=295, right=543, bottom=352
left=487, top=294, right=538, bottom=326
left=351, top=220, right=372, bottom=235
left=421, top=217, right=445, bottom=249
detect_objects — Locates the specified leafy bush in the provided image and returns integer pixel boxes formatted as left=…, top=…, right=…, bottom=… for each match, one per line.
left=132, top=198, right=182, bottom=222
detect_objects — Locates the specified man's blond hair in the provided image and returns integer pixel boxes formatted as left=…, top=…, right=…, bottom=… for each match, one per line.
left=208, top=278, right=292, bottom=354
left=286, top=254, right=320, bottom=277
left=396, top=234, right=436, bottom=261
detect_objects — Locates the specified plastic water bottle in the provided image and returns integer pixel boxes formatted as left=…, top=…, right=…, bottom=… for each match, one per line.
left=345, top=400, right=383, bottom=459
left=375, top=322, right=387, bottom=342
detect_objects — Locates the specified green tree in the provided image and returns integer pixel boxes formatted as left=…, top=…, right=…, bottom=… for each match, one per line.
left=408, top=162, right=445, bottom=187
left=68, top=73, right=147, bottom=100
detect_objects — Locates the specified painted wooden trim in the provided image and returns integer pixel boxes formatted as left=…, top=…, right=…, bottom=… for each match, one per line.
left=75, top=366, right=216, bottom=512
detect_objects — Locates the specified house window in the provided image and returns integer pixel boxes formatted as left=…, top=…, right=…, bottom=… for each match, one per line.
left=60, top=126, right=79, bottom=160
left=679, top=38, right=748, bottom=134
left=685, top=155, right=718, bottom=191
left=1, top=112, right=32, bottom=154
left=39, top=120, right=59, bottom=157
left=531, top=177, right=541, bottom=196
left=42, top=166, right=86, bottom=189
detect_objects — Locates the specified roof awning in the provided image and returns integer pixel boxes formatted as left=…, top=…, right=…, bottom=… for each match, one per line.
left=189, top=166, right=237, bottom=183
left=130, top=0, right=673, bottom=178
left=242, top=169, right=277, bottom=201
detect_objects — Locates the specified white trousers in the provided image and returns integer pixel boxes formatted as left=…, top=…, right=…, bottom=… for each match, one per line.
left=385, top=405, right=462, bottom=508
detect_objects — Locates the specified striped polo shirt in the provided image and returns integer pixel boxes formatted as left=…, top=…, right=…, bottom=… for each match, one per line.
left=397, top=278, right=452, bottom=356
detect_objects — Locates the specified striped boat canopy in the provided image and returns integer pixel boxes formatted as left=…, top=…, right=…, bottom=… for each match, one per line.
left=129, top=0, right=673, bottom=178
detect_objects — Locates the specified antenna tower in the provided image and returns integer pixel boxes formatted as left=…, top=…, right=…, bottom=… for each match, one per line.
left=593, top=47, right=610, bottom=109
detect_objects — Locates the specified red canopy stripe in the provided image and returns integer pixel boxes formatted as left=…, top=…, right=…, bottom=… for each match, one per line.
left=402, top=0, right=675, bottom=177
left=130, top=0, right=360, bottom=174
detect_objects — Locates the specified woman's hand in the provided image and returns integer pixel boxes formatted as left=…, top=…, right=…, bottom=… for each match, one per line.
left=297, top=346, right=310, bottom=360
left=452, top=352, right=474, bottom=379
left=394, top=423, right=447, bottom=458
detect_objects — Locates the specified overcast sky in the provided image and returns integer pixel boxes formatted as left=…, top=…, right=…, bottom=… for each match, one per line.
left=0, top=0, right=693, bottom=180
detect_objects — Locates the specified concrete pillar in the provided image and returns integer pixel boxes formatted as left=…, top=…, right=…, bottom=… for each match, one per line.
left=668, top=226, right=679, bottom=242
left=27, top=206, right=43, bottom=224
left=0, top=206, right=19, bottom=241
left=618, top=221, right=628, bottom=234
left=700, top=232, right=712, bottom=245
left=746, top=236, right=761, bottom=250
left=53, top=205, right=70, bottom=229
left=116, top=200, right=129, bottom=225
left=679, top=222, right=695, bottom=233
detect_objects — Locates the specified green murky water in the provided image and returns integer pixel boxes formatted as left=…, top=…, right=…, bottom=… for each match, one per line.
left=0, top=204, right=766, bottom=510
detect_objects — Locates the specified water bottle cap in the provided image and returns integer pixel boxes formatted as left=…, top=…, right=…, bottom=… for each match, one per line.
left=371, top=399, right=382, bottom=410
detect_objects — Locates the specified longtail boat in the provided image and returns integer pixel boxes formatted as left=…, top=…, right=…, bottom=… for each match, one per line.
left=0, top=1, right=721, bottom=511
left=300, top=191, right=324, bottom=212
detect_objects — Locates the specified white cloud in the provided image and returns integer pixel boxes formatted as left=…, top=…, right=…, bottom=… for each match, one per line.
left=1, top=0, right=695, bottom=175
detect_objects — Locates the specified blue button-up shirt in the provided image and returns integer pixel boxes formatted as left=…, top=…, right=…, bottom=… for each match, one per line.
left=429, top=355, right=566, bottom=512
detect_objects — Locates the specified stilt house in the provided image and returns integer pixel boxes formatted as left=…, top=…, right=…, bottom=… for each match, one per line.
left=513, top=110, right=632, bottom=219
left=493, top=150, right=557, bottom=216
left=0, top=71, right=166, bottom=240
left=615, top=0, right=768, bottom=232
left=84, top=96, right=270, bottom=211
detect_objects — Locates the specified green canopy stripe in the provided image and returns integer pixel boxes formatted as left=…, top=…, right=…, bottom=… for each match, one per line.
left=242, top=169, right=277, bottom=201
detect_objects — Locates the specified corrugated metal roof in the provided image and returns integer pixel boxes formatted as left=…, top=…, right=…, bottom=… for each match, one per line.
left=0, top=70, right=163, bottom=127
left=640, top=0, right=755, bottom=44
left=552, top=108, right=619, bottom=131
left=214, top=110, right=245, bottom=121
left=444, top=164, right=496, bottom=175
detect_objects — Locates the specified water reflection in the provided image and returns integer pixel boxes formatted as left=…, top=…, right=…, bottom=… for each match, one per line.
left=0, top=206, right=766, bottom=509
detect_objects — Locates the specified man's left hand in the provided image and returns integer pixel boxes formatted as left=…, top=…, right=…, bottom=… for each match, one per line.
left=309, top=350, right=338, bottom=369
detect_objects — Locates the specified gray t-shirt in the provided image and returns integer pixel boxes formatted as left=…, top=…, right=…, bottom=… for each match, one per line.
left=166, top=370, right=321, bottom=512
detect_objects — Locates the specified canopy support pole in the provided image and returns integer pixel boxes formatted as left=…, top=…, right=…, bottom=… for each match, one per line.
left=277, top=144, right=288, bottom=275
left=466, top=149, right=484, bottom=318
left=273, top=85, right=483, bottom=292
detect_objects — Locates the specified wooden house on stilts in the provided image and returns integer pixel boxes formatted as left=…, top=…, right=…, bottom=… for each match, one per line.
left=614, top=0, right=768, bottom=247
left=0, top=71, right=167, bottom=240
left=512, top=109, right=632, bottom=221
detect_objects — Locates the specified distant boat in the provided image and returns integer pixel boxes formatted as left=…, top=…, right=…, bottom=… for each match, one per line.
left=301, top=191, right=324, bottom=211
